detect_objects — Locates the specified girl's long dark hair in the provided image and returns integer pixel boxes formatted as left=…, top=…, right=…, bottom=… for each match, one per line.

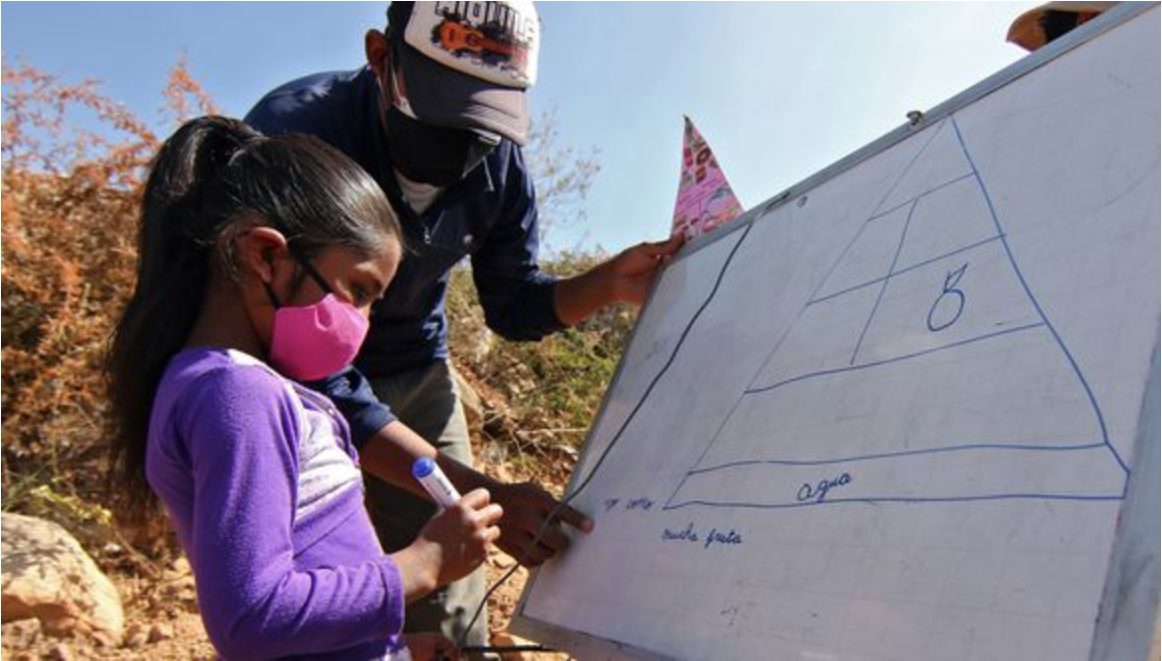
left=107, top=116, right=400, bottom=521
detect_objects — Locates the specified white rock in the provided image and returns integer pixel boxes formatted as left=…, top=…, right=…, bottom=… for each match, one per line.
left=1, top=513, right=124, bottom=645
left=147, top=621, right=174, bottom=643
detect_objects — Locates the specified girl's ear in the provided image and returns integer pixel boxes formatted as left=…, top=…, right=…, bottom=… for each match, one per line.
left=234, top=226, right=290, bottom=285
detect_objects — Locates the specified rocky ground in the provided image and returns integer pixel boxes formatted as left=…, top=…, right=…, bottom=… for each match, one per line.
left=1, top=548, right=559, bottom=661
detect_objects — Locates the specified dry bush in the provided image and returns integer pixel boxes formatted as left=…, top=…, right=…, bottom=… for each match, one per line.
left=446, top=252, right=636, bottom=483
left=523, top=106, right=601, bottom=252
left=1, top=58, right=216, bottom=558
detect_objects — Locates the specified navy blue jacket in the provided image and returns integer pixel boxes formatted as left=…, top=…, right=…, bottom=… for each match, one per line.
left=246, top=67, right=564, bottom=445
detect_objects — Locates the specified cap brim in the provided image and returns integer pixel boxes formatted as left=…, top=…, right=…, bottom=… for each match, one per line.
left=398, top=44, right=530, bottom=145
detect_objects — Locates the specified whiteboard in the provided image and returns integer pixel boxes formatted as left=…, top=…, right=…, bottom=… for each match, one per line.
left=513, top=5, right=1160, bottom=660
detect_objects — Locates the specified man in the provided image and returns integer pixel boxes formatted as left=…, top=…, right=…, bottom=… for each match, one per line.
left=246, top=1, right=683, bottom=648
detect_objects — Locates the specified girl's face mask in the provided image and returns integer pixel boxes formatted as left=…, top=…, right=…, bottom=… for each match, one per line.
left=264, top=253, right=370, bottom=381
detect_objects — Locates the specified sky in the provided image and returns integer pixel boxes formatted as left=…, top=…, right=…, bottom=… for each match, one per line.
left=2, top=2, right=1040, bottom=253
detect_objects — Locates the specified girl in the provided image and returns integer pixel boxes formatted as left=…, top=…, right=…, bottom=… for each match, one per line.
left=107, top=116, right=501, bottom=660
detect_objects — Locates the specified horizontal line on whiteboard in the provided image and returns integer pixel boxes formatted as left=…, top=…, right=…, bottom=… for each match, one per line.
left=685, top=441, right=1109, bottom=476
left=745, top=322, right=1046, bottom=395
left=662, top=492, right=1126, bottom=512
left=808, top=234, right=1006, bottom=306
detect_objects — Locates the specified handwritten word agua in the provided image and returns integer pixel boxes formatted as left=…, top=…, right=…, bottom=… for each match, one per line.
left=796, top=472, right=853, bottom=504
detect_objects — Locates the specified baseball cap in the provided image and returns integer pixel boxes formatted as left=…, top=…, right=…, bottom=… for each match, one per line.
left=388, top=1, right=540, bottom=145
left=1006, top=2, right=1113, bottom=51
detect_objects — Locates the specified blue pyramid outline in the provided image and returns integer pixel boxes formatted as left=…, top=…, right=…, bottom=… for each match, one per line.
left=663, top=115, right=1129, bottom=511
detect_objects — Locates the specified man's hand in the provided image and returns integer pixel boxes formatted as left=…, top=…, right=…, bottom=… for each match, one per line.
left=603, top=235, right=685, bottom=305
left=356, top=416, right=597, bottom=568
left=490, top=481, right=594, bottom=567
left=554, top=235, right=684, bottom=326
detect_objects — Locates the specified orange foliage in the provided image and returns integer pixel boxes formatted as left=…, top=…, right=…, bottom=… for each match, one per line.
left=2, top=58, right=217, bottom=503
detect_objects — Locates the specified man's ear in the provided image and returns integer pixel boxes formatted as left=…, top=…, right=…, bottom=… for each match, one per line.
left=235, top=226, right=289, bottom=285
left=366, top=30, right=391, bottom=80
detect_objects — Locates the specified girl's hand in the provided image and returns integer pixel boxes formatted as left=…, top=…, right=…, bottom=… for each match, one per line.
left=393, top=488, right=503, bottom=601
left=402, top=632, right=460, bottom=661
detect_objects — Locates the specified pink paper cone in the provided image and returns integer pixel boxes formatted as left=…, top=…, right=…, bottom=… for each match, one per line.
left=671, top=116, right=744, bottom=240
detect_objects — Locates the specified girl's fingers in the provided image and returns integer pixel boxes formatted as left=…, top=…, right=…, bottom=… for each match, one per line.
left=474, top=503, right=504, bottom=527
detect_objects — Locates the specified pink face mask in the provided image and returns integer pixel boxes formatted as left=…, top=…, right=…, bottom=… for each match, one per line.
left=265, top=255, right=370, bottom=381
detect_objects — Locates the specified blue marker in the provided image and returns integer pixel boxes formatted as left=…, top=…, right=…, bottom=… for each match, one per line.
left=412, top=457, right=461, bottom=510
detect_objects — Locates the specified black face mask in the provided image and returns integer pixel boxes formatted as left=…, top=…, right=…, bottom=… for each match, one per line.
left=384, top=105, right=498, bottom=186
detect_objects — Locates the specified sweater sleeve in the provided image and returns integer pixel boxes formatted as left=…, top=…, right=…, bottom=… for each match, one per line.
left=176, top=365, right=404, bottom=659
left=470, top=144, right=567, bottom=341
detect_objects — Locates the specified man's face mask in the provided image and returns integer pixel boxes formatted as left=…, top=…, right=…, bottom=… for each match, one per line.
left=384, top=103, right=500, bottom=187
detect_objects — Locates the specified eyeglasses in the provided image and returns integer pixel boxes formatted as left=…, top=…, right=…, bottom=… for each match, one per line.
left=287, top=244, right=334, bottom=296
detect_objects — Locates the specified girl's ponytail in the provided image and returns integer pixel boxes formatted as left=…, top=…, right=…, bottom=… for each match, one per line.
left=107, top=117, right=261, bottom=520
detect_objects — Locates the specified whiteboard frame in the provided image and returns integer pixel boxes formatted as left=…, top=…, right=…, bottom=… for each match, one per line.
left=511, top=4, right=1160, bottom=658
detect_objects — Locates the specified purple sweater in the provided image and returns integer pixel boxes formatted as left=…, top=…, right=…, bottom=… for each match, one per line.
left=146, top=348, right=405, bottom=660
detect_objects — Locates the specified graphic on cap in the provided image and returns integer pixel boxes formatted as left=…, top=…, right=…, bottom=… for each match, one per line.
left=433, top=11, right=528, bottom=72
left=406, top=2, right=539, bottom=88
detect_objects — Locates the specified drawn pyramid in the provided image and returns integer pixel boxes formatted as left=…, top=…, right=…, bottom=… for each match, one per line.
left=667, top=118, right=1128, bottom=510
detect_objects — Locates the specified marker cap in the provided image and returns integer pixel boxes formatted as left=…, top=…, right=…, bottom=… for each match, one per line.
left=413, top=457, right=437, bottom=479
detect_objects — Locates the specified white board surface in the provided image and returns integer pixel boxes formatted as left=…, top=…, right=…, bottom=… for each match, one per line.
left=514, top=5, right=1160, bottom=660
